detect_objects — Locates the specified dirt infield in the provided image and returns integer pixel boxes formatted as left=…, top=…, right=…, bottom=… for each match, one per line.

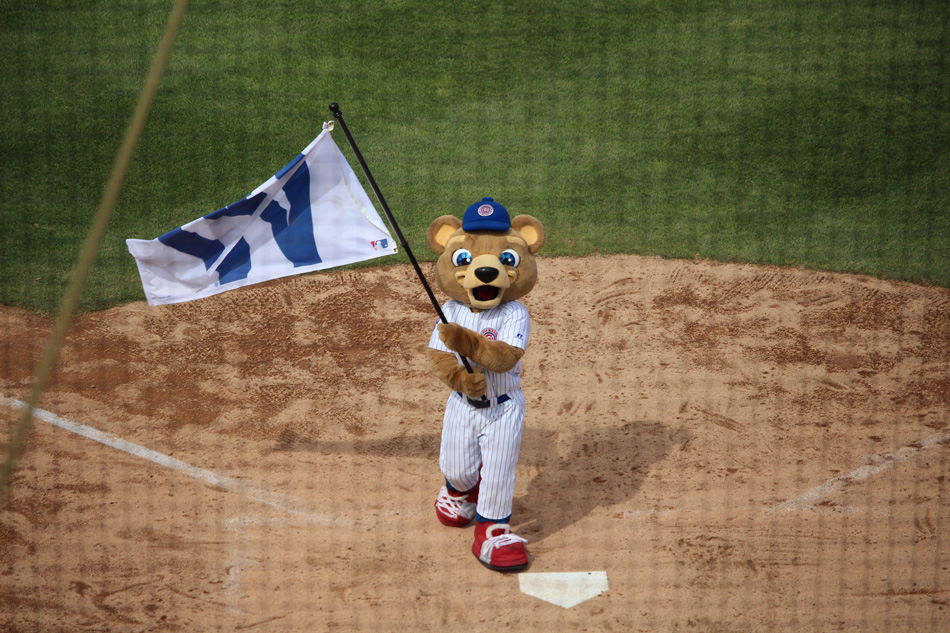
left=2, top=254, right=948, bottom=632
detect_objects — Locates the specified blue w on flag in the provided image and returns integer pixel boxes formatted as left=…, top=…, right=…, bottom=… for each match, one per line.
left=126, top=123, right=397, bottom=306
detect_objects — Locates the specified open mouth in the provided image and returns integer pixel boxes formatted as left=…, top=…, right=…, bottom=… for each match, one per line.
left=472, top=286, right=500, bottom=302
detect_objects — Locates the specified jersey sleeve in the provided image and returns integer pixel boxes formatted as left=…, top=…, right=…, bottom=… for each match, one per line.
left=428, top=319, right=450, bottom=352
left=428, top=301, right=454, bottom=353
left=499, top=302, right=531, bottom=351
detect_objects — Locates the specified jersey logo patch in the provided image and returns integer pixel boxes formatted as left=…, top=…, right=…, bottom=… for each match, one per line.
left=480, top=327, right=499, bottom=340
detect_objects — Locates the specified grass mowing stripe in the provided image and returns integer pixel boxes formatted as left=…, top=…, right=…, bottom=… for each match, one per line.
left=0, top=0, right=189, bottom=502
left=1, top=0, right=947, bottom=314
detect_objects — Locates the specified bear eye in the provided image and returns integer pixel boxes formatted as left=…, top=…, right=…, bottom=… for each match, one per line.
left=499, top=249, right=521, bottom=268
left=452, top=249, right=473, bottom=267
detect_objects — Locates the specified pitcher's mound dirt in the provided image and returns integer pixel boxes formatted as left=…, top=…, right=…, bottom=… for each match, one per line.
left=2, top=254, right=948, bottom=632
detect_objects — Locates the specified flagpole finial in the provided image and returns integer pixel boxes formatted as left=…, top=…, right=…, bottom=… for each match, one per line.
left=329, top=102, right=341, bottom=116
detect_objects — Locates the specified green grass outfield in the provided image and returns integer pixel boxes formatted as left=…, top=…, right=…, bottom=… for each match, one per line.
left=1, top=0, right=948, bottom=314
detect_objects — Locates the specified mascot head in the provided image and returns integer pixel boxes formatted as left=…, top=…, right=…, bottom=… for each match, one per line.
left=427, top=197, right=545, bottom=312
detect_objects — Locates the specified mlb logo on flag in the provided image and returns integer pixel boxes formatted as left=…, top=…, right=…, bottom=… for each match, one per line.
left=127, top=125, right=397, bottom=306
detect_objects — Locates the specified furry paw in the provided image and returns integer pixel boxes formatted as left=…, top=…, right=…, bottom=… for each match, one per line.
left=458, top=368, right=487, bottom=398
left=438, top=323, right=480, bottom=358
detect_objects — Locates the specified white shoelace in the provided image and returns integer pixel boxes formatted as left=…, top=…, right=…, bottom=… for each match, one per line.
left=485, top=533, right=528, bottom=549
left=435, top=487, right=474, bottom=519
left=483, top=524, right=527, bottom=550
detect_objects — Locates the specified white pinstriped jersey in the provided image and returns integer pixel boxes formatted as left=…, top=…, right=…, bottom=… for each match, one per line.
left=428, top=299, right=530, bottom=399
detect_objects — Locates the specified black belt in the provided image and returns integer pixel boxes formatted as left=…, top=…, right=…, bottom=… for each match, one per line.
left=457, top=392, right=511, bottom=409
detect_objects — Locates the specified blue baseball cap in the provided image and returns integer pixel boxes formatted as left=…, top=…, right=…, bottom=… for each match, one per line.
left=462, top=197, right=511, bottom=232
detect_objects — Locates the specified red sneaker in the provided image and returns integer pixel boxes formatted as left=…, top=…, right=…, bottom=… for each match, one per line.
left=472, top=522, right=529, bottom=572
left=434, top=484, right=478, bottom=527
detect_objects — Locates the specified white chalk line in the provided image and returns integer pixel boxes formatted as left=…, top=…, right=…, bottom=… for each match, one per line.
left=1, top=396, right=346, bottom=527
left=770, top=428, right=950, bottom=513
left=6, top=396, right=945, bottom=525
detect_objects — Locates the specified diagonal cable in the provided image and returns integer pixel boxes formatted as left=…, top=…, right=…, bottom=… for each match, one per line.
left=0, top=0, right=190, bottom=504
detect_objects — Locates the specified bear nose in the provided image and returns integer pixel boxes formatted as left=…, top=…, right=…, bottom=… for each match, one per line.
left=475, top=267, right=499, bottom=283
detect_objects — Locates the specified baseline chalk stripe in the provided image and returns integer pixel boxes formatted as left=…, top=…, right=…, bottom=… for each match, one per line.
left=771, top=428, right=950, bottom=513
left=1, top=396, right=344, bottom=526
left=518, top=571, right=609, bottom=608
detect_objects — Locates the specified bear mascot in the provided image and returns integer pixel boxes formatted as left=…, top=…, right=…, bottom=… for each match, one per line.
left=426, top=196, right=545, bottom=572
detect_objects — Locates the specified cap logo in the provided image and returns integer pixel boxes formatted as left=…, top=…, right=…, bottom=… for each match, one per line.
left=478, top=204, right=494, bottom=217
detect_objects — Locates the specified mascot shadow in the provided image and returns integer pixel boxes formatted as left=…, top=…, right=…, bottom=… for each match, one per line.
left=512, top=419, right=678, bottom=543
left=277, top=417, right=680, bottom=544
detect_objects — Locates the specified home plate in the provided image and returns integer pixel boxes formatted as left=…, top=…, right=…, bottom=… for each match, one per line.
left=518, top=571, right=609, bottom=608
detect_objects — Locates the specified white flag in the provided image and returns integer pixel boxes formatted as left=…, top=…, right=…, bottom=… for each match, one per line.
left=127, top=124, right=397, bottom=306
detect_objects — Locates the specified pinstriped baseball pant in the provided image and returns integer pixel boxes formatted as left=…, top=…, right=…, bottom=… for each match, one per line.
left=439, top=390, right=526, bottom=522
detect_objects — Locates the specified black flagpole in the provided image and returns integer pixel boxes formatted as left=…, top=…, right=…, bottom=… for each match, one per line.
left=328, top=102, right=476, bottom=376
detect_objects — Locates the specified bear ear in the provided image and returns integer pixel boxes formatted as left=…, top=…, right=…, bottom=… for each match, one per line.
left=427, top=215, right=462, bottom=254
left=510, top=215, right=546, bottom=254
